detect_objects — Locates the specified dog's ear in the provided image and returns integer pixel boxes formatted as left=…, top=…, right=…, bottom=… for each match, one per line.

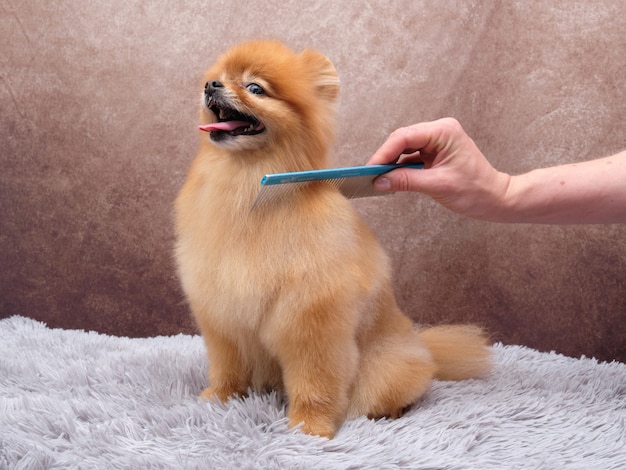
left=299, top=49, right=340, bottom=103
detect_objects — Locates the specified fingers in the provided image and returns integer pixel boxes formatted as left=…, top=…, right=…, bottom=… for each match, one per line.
left=368, top=118, right=467, bottom=193
left=373, top=167, right=429, bottom=192
left=367, top=118, right=462, bottom=165
left=367, top=126, right=426, bottom=165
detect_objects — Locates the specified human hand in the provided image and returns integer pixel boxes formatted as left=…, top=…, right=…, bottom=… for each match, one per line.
left=367, top=118, right=511, bottom=221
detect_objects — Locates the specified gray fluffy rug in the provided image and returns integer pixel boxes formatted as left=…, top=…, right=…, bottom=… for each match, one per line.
left=1, top=316, right=624, bottom=469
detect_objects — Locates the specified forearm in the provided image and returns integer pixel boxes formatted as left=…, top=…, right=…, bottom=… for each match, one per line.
left=496, top=152, right=626, bottom=224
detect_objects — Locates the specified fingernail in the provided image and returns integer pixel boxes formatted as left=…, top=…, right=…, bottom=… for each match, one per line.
left=374, top=177, right=391, bottom=190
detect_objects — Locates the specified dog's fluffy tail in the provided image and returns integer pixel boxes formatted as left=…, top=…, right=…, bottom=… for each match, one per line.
left=418, top=325, right=492, bottom=381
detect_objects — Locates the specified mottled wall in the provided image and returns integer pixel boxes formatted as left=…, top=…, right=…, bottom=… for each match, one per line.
left=1, top=1, right=624, bottom=361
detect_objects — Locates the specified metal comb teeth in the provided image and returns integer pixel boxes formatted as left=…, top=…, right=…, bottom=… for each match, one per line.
left=252, top=181, right=311, bottom=210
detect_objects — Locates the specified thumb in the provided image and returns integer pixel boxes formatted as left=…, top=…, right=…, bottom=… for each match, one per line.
left=373, top=167, right=431, bottom=194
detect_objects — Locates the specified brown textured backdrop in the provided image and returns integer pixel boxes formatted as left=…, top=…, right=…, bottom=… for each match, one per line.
left=1, top=1, right=625, bottom=361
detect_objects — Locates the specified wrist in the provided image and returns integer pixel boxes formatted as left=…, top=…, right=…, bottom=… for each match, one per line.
left=495, top=172, right=518, bottom=222
left=473, top=171, right=515, bottom=222
left=495, top=170, right=552, bottom=224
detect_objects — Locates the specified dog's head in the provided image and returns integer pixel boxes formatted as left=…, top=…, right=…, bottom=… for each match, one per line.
left=199, top=40, right=339, bottom=159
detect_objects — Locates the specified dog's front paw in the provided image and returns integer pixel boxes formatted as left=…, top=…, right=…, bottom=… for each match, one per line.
left=289, top=408, right=338, bottom=439
left=199, top=385, right=242, bottom=403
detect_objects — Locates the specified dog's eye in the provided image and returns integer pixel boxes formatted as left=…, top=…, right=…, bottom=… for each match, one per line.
left=246, top=83, right=265, bottom=96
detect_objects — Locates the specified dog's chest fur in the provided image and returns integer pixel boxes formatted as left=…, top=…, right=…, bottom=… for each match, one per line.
left=176, top=163, right=365, bottom=332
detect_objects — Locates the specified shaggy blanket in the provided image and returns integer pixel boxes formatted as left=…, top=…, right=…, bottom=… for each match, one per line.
left=1, top=316, right=624, bottom=469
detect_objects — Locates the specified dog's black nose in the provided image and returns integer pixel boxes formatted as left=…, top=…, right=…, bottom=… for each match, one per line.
left=204, top=80, right=224, bottom=95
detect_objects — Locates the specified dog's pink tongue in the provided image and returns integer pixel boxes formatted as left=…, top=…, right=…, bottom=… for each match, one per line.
left=199, top=122, right=249, bottom=132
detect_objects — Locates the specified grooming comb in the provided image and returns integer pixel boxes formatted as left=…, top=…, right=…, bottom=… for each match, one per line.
left=252, top=163, right=424, bottom=209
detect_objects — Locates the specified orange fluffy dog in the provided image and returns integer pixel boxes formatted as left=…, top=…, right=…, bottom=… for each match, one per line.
left=175, top=40, right=491, bottom=438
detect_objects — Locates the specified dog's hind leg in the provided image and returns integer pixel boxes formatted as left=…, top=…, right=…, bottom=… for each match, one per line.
left=347, top=327, right=436, bottom=420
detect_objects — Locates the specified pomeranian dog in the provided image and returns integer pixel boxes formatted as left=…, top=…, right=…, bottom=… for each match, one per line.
left=175, top=40, right=491, bottom=438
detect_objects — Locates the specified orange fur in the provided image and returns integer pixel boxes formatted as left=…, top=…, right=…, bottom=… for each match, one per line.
left=175, top=40, right=492, bottom=438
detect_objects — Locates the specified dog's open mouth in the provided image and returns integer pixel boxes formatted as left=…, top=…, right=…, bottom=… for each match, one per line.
left=199, top=101, right=265, bottom=137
